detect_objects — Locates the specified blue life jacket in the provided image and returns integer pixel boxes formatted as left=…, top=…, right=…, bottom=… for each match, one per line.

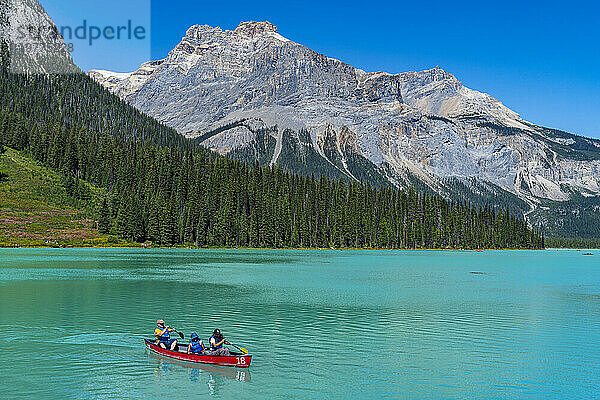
left=209, top=335, right=222, bottom=349
left=156, top=326, right=170, bottom=341
left=190, top=340, right=204, bottom=354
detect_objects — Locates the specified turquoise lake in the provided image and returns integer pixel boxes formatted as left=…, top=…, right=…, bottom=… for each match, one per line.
left=0, top=248, right=599, bottom=399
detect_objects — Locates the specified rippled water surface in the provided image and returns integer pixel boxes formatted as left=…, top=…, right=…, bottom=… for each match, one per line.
left=1, top=248, right=599, bottom=399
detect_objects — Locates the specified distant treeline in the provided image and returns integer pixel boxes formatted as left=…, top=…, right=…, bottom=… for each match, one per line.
left=545, top=237, right=600, bottom=249
left=0, top=69, right=544, bottom=249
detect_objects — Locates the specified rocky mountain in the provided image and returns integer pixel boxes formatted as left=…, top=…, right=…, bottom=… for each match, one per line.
left=0, top=0, right=77, bottom=74
left=89, top=21, right=600, bottom=238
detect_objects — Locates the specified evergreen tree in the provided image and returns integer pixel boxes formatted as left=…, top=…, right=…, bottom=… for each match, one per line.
left=0, top=40, right=9, bottom=77
left=97, top=196, right=111, bottom=234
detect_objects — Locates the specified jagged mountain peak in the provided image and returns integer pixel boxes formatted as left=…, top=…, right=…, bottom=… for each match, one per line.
left=427, top=65, right=457, bottom=79
left=234, top=20, right=278, bottom=37
left=184, top=24, right=223, bottom=38
left=182, top=20, right=289, bottom=43
left=400, top=66, right=462, bottom=89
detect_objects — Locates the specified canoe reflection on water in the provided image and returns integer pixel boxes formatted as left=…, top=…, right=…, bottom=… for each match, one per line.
left=147, top=351, right=251, bottom=382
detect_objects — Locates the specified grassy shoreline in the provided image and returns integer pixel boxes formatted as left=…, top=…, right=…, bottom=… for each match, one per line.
left=2, top=244, right=586, bottom=251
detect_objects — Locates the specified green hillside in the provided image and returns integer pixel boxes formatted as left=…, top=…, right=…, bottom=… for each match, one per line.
left=0, top=148, right=129, bottom=247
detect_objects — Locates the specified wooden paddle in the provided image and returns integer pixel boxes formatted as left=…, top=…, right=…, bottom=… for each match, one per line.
left=226, top=341, right=248, bottom=355
left=170, top=328, right=184, bottom=339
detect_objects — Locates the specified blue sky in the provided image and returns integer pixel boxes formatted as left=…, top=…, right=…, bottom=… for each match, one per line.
left=42, top=0, right=600, bottom=139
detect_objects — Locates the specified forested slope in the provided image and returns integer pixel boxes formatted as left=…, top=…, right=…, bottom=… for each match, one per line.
left=0, top=64, right=544, bottom=249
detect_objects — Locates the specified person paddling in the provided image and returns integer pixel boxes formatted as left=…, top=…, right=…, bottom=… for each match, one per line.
left=154, top=319, right=178, bottom=351
left=187, top=332, right=206, bottom=355
left=207, top=328, right=231, bottom=356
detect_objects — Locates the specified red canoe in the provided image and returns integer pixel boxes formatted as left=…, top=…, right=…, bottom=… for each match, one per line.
left=144, top=339, right=252, bottom=368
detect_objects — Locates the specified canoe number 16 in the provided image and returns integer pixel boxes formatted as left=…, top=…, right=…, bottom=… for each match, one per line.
left=236, top=357, right=246, bottom=365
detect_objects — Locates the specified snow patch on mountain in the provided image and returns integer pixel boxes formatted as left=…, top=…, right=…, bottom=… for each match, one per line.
left=89, top=69, right=133, bottom=80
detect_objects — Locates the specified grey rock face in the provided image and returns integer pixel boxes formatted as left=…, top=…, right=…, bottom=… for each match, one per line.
left=88, top=21, right=600, bottom=234
left=0, top=0, right=77, bottom=74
